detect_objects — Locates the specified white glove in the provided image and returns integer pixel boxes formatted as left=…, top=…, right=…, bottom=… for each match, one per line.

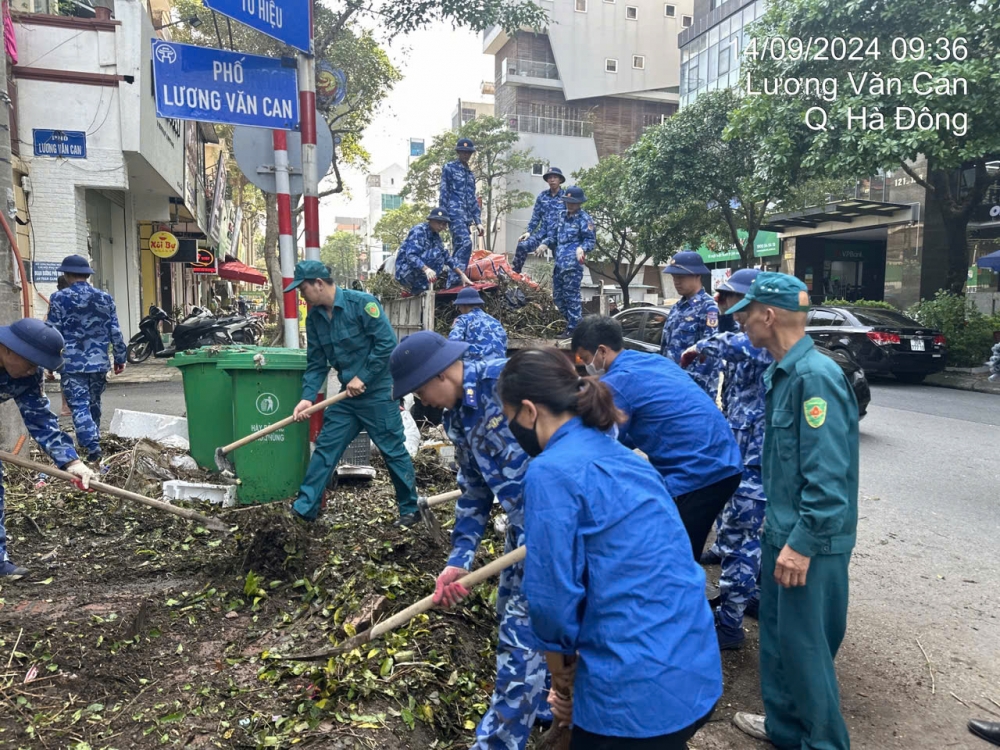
left=576, top=247, right=585, bottom=263
left=535, top=244, right=550, bottom=257
left=518, top=232, right=530, bottom=242
left=423, top=267, right=437, bottom=283
left=65, top=460, right=97, bottom=491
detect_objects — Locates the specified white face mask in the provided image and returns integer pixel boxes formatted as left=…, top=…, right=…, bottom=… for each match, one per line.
left=585, top=349, right=606, bottom=377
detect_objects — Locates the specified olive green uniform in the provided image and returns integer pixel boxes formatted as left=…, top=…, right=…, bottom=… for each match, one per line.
left=292, top=288, right=418, bottom=520
left=760, top=335, right=858, bottom=750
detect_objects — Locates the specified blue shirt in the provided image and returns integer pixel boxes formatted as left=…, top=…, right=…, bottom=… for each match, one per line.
left=394, top=223, right=452, bottom=292
left=439, top=160, right=481, bottom=225
left=697, top=330, right=772, bottom=466
left=448, top=308, right=507, bottom=361
left=602, top=349, right=742, bottom=497
left=660, top=289, right=720, bottom=396
left=542, top=209, right=596, bottom=270
left=0, top=370, right=79, bottom=467
left=442, top=359, right=529, bottom=570
left=47, top=281, right=127, bottom=373
left=526, top=188, right=566, bottom=237
left=522, top=417, right=722, bottom=738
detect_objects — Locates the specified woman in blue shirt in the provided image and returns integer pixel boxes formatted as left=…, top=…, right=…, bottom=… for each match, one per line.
left=497, top=347, right=722, bottom=750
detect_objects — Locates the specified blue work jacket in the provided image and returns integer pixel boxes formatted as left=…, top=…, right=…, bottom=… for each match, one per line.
left=47, top=282, right=126, bottom=373
left=448, top=308, right=507, bottom=361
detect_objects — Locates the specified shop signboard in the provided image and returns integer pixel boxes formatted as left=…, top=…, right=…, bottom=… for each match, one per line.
left=695, top=230, right=780, bottom=264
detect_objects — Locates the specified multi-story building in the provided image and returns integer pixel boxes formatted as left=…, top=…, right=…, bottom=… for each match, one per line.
left=364, top=164, right=407, bottom=273
left=484, top=0, right=692, bottom=257
left=451, top=98, right=495, bottom=130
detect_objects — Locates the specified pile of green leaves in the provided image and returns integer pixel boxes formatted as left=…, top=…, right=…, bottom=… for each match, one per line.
left=909, top=291, right=1000, bottom=367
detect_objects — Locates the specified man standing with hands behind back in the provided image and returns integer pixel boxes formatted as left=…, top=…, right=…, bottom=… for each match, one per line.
left=284, top=261, right=421, bottom=527
left=727, top=272, right=858, bottom=750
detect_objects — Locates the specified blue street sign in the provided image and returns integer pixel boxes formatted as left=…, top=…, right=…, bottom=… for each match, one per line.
left=33, top=129, right=87, bottom=159
left=152, top=40, right=299, bottom=130
left=204, top=0, right=311, bottom=53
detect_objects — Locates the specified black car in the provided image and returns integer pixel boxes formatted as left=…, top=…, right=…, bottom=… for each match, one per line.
left=805, top=306, right=946, bottom=383
left=612, top=306, right=871, bottom=418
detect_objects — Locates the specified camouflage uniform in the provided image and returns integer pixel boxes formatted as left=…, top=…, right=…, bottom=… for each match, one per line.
left=697, top=330, right=772, bottom=630
left=512, top=188, right=565, bottom=273
left=0, top=369, right=79, bottom=563
left=540, top=210, right=595, bottom=333
left=448, top=308, right=508, bottom=361
left=661, top=288, right=721, bottom=397
left=47, top=281, right=126, bottom=460
left=443, top=359, right=551, bottom=749
left=394, top=223, right=453, bottom=294
left=439, top=160, right=481, bottom=287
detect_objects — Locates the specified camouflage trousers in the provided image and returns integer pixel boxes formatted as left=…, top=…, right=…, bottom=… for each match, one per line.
left=62, top=372, right=108, bottom=460
left=472, top=523, right=552, bottom=750
left=716, top=465, right=766, bottom=631
left=552, top=265, right=583, bottom=333
left=512, top=236, right=542, bottom=274
left=448, top=221, right=473, bottom=288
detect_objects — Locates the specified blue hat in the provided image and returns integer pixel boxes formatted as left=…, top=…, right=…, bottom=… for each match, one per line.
left=562, top=186, right=586, bottom=204
left=454, top=287, right=485, bottom=306
left=390, top=330, right=468, bottom=400
left=0, top=318, right=65, bottom=371
left=455, top=138, right=476, bottom=153
left=427, top=207, right=451, bottom=223
left=728, top=272, right=810, bottom=314
left=283, top=260, right=332, bottom=292
left=662, top=251, right=710, bottom=276
left=57, top=254, right=94, bottom=275
left=717, top=268, right=760, bottom=295
left=542, top=167, right=565, bottom=183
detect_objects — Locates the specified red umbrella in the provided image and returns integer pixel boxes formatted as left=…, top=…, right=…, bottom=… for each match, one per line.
left=218, top=258, right=268, bottom=285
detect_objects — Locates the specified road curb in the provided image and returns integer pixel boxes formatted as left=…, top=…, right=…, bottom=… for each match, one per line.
left=924, top=373, right=1000, bottom=395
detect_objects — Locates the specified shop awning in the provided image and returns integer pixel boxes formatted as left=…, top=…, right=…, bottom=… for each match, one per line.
left=977, top=249, right=1000, bottom=272
left=762, top=200, right=918, bottom=232
left=218, top=259, right=268, bottom=285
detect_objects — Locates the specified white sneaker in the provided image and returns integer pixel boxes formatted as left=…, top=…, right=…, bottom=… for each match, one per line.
left=732, top=712, right=769, bottom=741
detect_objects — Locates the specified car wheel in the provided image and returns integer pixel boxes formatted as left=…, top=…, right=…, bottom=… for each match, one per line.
left=894, top=372, right=926, bottom=384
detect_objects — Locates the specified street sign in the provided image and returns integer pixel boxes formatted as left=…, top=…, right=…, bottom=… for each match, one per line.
left=30, top=261, right=62, bottom=283
left=232, top=111, right=334, bottom=195
left=204, top=0, right=311, bottom=53
left=33, top=129, right=86, bottom=159
left=149, top=231, right=180, bottom=259
left=152, top=40, right=299, bottom=130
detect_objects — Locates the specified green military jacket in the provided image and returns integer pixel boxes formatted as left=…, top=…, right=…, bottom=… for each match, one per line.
left=762, top=335, right=859, bottom=556
left=301, top=287, right=397, bottom=402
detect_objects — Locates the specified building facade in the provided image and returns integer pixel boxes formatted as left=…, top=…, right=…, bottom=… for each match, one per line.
left=451, top=98, right=495, bottom=130
left=364, top=163, right=407, bottom=273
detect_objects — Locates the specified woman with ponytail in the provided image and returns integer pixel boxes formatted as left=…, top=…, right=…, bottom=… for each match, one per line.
left=498, top=348, right=722, bottom=750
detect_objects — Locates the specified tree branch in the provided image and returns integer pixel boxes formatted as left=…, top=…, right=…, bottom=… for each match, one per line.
left=899, top=161, right=934, bottom=195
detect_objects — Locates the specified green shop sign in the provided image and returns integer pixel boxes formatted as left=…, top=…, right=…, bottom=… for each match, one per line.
left=695, top=230, right=780, bottom=264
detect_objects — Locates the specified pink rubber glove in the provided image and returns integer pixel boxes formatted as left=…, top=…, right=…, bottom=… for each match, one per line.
left=433, top=566, right=470, bottom=607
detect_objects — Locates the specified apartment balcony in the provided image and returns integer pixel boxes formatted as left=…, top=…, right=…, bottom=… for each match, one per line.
left=499, top=58, right=562, bottom=91
left=505, top=114, right=594, bottom=139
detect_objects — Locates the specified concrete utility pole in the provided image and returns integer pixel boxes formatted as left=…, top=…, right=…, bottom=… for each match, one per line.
left=0, top=54, right=27, bottom=451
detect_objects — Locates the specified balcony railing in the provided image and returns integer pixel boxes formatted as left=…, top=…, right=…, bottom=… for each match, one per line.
left=505, top=114, right=593, bottom=138
left=502, top=57, right=559, bottom=81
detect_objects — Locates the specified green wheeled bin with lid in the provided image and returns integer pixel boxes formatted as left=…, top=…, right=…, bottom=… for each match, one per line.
left=215, top=347, right=311, bottom=504
left=168, top=348, right=237, bottom=471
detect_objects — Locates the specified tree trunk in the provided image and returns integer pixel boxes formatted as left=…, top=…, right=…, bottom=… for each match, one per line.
left=262, top=194, right=284, bottom=346
left=940, top=212, right=973, bottom=296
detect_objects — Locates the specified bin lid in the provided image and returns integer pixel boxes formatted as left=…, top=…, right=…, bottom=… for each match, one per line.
left=167, top=345, right=262, bottom=368
left=214, top=346, right=308, bottom=371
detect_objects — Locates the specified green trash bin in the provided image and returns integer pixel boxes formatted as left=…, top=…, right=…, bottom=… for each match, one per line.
left=216, top=347, right=311, bottom=504
left=168, top=348, right=238, bottom=471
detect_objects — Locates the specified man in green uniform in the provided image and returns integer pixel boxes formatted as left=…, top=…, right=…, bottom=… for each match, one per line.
left=285, top=261, right=420, bottom=526
left=727, top=272, right=858, bottom=750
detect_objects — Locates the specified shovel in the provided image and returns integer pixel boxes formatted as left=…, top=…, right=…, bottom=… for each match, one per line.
left=416, top=489, right=461, bottom=541
left=0, top=450, right=230, bottom=533
left=214, top=391, right=351, bottom=475
left=286, top=545, right=526, bottom=661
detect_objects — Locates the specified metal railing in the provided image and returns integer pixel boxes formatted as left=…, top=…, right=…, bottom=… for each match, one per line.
left=505, top=114, right=593, bottom=138
left=502, top=57, right=559, bottom=81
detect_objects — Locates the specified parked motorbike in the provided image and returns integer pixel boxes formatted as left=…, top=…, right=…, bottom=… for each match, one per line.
left=126, top=306, right=171, bottom=363
left=126, top=305, right=235, bottom=363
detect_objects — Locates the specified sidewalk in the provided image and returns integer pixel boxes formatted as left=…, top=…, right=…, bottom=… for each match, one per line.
left=925, top=369, right=1000, bottom=395
left=45, top=360, right=180, bottom=392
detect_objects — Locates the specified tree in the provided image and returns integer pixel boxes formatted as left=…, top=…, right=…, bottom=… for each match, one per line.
left=372, top=203, right=433, bottom=257
left=402, top=117, right=536, bottom=253
left=630, top=88, right=811, bottom=268
left=320, top=231, right=363, bottom=286
left=730, top=0, right=1000, bottom=293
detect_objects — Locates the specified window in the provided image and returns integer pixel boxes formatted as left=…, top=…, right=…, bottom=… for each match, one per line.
left=531, top=163, right=545, bottom=176
left=642, top=313, right=667, bottom=346
left=461, top=107, right=477, bottom=124
left=604, top=0, right=615, bottom=4
left=632, top=55, right=645, bottom=69
left=605, top=58, right=618, bottom=73
left=625, top=5, right=637, bottom=19
left=807, top=310, right=842, bottom=327
left=575, top=0, right=587, bottom=11
left=664, top=3, right=675, bottom=16
left=618, top=311, right=644, bottom=340
left=381, top=194, right=403, bottom=211
left=681, top=14, right=693, bottom=26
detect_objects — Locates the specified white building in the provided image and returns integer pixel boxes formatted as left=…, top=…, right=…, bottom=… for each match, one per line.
left=364, top=163, right=407, bottom=273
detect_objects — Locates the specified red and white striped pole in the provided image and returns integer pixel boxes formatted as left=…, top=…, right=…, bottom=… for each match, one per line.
left=298, top=1, right=320, bottom=262
left=273, top=130, right=299, bottom=349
